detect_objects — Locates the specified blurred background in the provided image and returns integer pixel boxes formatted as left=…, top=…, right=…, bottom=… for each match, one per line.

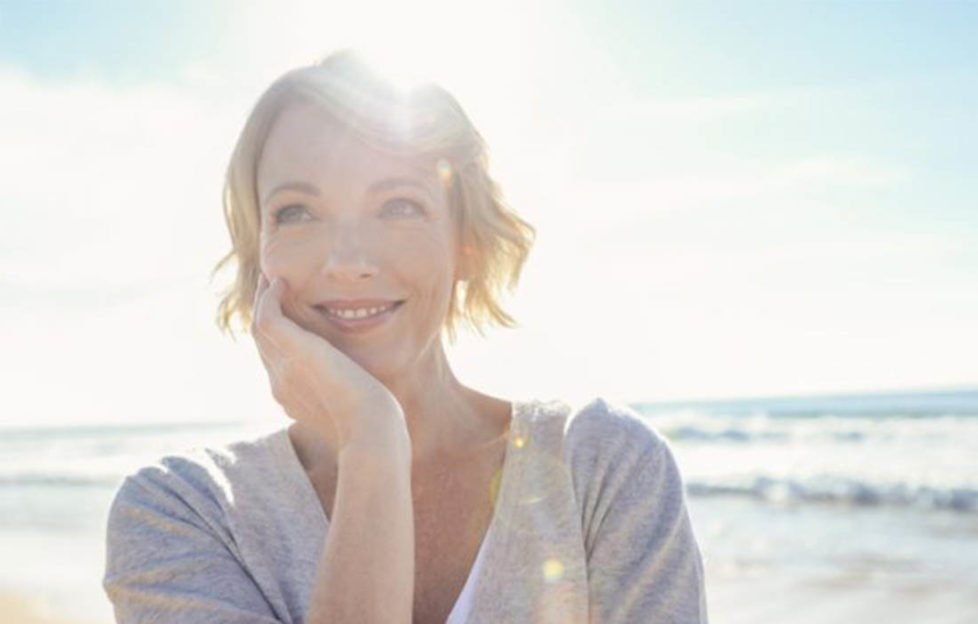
left=1, top=0, right=976, bottom=622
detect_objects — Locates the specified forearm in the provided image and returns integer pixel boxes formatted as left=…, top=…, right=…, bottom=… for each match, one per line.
left=305, top=442, right=414, bottom=624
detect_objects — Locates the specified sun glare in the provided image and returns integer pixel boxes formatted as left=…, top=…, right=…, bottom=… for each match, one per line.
left=238, top=0, right=536, bottom=131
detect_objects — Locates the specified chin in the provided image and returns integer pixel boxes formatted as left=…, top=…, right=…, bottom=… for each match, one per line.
left=340, top=343, right=404, bottom=379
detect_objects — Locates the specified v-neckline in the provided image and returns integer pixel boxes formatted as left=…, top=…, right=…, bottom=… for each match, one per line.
left=275, top=398, right=528, bottom=621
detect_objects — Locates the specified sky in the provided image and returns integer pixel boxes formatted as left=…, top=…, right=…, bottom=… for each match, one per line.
left=1, top=0, right=976, bottom=427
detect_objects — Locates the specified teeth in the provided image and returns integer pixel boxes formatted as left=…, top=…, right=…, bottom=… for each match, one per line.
left=324, top=303, right=396, bottom=319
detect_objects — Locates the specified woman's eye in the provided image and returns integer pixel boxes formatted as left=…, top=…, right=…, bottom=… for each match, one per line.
left=382, top=198, right=425, bottom=218
left=273, top=204, right=312, bottom=225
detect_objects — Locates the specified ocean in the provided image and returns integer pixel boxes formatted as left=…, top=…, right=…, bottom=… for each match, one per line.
left=635, top=390, right=978, bottom=620
left=1, top=389, right=976, bottom=623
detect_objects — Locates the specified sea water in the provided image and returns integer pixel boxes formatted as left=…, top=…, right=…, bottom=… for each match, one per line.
left=635, top=390, right=978, bottom=621
left=1, top=390, right=976, bottom=622
left=0, top=419, right=279, bottom=622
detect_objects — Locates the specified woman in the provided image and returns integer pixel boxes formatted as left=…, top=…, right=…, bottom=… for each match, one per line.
left=102, top=50, right=708, bottom=623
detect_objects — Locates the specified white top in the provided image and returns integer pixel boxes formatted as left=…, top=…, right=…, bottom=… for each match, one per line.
left=444, top=527, right=489, bottom=623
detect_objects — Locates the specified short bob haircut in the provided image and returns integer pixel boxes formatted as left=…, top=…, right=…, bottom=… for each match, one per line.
left=212, top=50, right=535, bottom=344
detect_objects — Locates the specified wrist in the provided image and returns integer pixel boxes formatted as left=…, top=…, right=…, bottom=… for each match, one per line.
left=343, top=398, right=409, bottom=449
left=338, top=436, right=411, bottom=472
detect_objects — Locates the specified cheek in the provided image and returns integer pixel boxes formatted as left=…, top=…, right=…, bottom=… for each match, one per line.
left=405, top=248, right=458, bottom=311
left=258, top=237, right=318, bottom=327
left=259, top=235, right=315, bottom=280
left=400, top=229, right=455, bottom=270
left=398, top=243, right=454, bottom=289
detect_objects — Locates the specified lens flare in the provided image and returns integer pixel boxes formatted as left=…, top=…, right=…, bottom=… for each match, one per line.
left=542, top=558, right=564, bottom=582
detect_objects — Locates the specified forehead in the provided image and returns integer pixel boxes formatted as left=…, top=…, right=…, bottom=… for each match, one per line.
left=257, top=101, right=436, bottom=193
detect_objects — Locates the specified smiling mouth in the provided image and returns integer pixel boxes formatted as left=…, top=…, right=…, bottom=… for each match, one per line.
left=320, top=301, right=401, bottom=318
left=313, top=300, right=405, bottom=332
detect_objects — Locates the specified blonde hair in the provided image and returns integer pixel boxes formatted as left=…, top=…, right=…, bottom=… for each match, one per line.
left=212, top=50, right=535, bottom=343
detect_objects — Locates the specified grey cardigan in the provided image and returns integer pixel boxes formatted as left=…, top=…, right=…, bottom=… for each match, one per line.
left=103, top=397, right=709, bottom=623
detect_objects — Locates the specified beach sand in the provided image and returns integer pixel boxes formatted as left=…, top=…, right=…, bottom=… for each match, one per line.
left=706, top=564, right=978, bottom=624
left=4, top=575, right=978, bottom=624
left=0, top=590, right=102, bottom=624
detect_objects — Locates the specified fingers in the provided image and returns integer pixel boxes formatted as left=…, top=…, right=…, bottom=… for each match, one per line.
left=251, top=272, right=276, bottom=355
left=252, top=275, right=335, bottom=380
left=250, top=273, right=361, bottom=413
left=255, top=271, right=269, bottom=302
left=251, top=272, right=269, bottom=338
left=251, top=279, right=303, bottom=412
left=251, top=274, right=292, bottom=380
left=252, top=276, right=301, bottom=348
left=252, top=275, right=283, bottom=331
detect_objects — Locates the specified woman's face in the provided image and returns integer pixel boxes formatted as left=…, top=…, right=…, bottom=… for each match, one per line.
left=255, top=100, right=461, bottom=380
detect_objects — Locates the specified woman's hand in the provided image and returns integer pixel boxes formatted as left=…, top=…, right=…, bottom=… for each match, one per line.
left=251, top=273, right=410, bottom=455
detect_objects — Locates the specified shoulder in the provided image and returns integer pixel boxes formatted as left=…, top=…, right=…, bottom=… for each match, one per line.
left=518, top=395, right=678, bottom=494
left=535, top=397, right=688, bottom=528
left=565, top=396, right=664, bottom=449
left=559, top=400, right=708, bottom=622
left=520, top=395, right=663, bottom=448
left=551, top=396, right=670, bottom=470
left=103, top=428, right=295, bottom=622
left=107, top=427, right=288, bottom=533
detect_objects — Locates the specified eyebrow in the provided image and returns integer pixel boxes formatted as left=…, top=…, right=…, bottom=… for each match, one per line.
left=261, top=181, right=319, bottom=207
left=262, top=177, right=433, bottom=207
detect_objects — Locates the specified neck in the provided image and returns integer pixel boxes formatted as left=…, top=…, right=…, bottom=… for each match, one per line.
left=380, top=339, right=498, bottom=466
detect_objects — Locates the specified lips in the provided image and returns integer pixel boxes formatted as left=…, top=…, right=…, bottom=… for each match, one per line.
left=313, top=300, right=405, bottom=333
left=319, top=301, right=400, bottom=319
left=318, top=299, right=404, bottom=310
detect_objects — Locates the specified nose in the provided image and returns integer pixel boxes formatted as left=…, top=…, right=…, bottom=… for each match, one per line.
left=319, top=223, right=379, bottom=282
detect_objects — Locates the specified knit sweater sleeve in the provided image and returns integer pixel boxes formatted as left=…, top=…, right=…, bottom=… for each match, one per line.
left=567, top=398, right=709, bottom=624
left=102, top=456, right=284, bottom=624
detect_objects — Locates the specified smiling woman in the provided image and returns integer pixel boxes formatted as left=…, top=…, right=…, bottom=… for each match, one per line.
left=254, top=100, right=465, bottom=379
left=101, top=49, right=708, bottom=624
left=215, top=51, right=532, bottom=347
